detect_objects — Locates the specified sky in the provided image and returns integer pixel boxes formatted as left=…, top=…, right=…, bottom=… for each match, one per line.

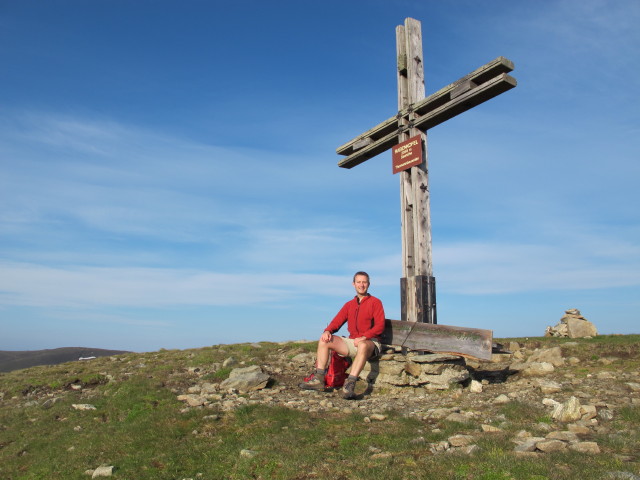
left=1, top=0, right=639, bottom=352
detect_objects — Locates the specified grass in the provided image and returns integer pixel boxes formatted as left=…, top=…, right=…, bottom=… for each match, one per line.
left=1, top=336, right=639, bottom=479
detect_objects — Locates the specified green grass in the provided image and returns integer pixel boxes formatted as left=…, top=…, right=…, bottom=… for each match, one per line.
left=1, top=337, right=639, bottom=479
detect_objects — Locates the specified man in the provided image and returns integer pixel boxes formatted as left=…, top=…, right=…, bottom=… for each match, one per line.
left=300, top=271, right=385, bottom=400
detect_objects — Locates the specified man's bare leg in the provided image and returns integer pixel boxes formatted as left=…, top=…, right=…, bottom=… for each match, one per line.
left=300, top=333, right=348, bottom=391
left=348, top=339, right=375, bottom=377
left=315, top=335, right=349, bottom=370
left=341, top=339, right=375, bottom=400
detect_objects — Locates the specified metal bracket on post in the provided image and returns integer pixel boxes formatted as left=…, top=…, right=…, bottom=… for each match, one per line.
left=418, top=275, right=437, bottom=324
left=400, top=277, right=407, bottom=322
left=401, top=275, right=437, bottom=324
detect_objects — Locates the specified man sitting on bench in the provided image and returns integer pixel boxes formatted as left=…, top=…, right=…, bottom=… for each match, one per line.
left=300, top=271, right=385, bottom=399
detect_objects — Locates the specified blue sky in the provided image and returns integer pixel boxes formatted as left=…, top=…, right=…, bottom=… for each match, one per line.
left=1, top=0, right=638, bottom=352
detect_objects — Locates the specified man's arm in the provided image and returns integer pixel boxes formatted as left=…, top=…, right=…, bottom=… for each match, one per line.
left=324, top=301, right=349, bottom=336
left=359, top=297, right=386, bottom=340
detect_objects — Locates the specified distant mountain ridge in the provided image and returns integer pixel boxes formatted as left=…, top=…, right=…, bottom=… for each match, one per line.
left=0, top=347, right=130, bottom=373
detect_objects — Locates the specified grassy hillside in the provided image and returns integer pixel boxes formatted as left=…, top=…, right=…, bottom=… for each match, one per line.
left=0, top=335, right=638, bottom=479
left=0, top=348, right=130, bottom=373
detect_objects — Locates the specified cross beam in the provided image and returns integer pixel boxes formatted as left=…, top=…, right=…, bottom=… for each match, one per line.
left=337, top=56, right=516, bottom=169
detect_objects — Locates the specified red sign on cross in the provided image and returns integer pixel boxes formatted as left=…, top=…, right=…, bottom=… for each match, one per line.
left=392, top=134, right=423, bottom=174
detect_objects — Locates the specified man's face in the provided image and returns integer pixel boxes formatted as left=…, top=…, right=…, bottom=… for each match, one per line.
left=353, top=275, right=370, bottom=296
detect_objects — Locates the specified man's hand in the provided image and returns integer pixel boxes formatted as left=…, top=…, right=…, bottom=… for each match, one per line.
left=320, top=331, right=332, bottom=343
left=353, top=336, right=367, bottom=347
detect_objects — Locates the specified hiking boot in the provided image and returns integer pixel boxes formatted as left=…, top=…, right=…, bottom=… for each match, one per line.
left=341, top=379, right=357, bottom=400
left=299, top=373, right=326, bottom=391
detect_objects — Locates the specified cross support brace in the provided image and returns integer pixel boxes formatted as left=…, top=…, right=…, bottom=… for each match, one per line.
left=337, top=56, right=516, bottom=169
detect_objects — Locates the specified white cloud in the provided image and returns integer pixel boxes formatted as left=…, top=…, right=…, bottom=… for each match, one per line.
left=0, top=261, right=349, bottom=308
left=435, top=234, right=640, bottom=295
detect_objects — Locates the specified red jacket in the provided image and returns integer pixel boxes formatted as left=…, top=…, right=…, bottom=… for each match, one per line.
left=325, top=294, right=385, bottom=340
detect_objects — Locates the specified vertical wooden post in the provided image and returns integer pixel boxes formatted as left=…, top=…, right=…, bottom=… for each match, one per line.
left=397, top=24, right=414, bottom=322
left=397, top=18, right=436, bottom=324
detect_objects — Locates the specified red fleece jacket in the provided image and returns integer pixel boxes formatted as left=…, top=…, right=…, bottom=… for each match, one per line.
left=325, top=294, right=385, bottom=340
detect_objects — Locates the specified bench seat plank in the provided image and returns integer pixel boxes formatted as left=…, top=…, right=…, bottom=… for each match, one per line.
left=380, top=319, right=493, bottom=360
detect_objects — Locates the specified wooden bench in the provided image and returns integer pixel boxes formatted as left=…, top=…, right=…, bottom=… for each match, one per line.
left=380, top=319, right=493, bottom=360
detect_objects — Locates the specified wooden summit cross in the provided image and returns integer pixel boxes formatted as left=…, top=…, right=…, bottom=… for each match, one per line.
left=336, top=18, right=517, bottom=360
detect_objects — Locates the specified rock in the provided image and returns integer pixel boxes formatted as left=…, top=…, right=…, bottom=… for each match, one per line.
left=545, top=309, right=597, bottom=338
left=537, top=380, right=563, bottom=394
left=445, top=412, right=471, bottom=423
left=370, top=414, right=387, bottom=421
left=567, top=424, right=591, bottom=435
left=528, top=347, right=565, bottom=367
left=448, top=434, right=474, bottom=447
left=598, top=409, right=614, bottom=421
left=566, top=317, right=598, bottom=338
left=371, top=452, right=393, bottom=459
left=291, top=353, right=315, bottom=364
left=41, top=397, right=61, bottom=409
left=456, top=445, right=480, bottom=455
left=535, top=439, right=567, bottom=453
left=552, top=396, right=582, bottom=422
left=178, top=394, right=207, bottom=407
left=606, top=472, right=640, bottom=480
left=223, top=357, right=239, bottom=368
left=580, top=405, right=597, bottom=420
left=521, top=362, right=555, bottom=377
left=513, top=437, right=545, bottom=452
left=465, top=358, right=481, bottom=369
left=92, top=465, right=114, bottom=478
left=494, top=394, right=510, bottom=405
left=409, top=354, right=461, bottom=363
left=404, top=361, right=422, bottom=377
left=489, top=353, right=512, bottom=363
left=72, top=404, right=97, bottom=411
left=481, top=424, right=502, bottom=433
left=220, top=366, right=270, bottom=393
left=362, top=354, right=469, bottom=389
left=469, top=380, right=483, bottom=393
left=536, top=422, right=552, bottom=432
left=546, top=431, right=578, bottom=442
left=429, top=441, right=450, bottom=453
left=240, top=449, right=258, bottom=458
left=545, top=323, right=568, bottom=337
left=569, top=441, right=601, bottom=454
left=598, top=357, right=619, bottom=366
left=200, top=382, right=218, bottom=394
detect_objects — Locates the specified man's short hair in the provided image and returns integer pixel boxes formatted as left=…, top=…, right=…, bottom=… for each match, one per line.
left=353, top=271, right=370, bottom=282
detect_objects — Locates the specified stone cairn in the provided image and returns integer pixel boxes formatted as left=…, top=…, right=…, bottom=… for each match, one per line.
left=359, top=350, right=469, bottom=391
left=545, top=308, right=598, bottom=338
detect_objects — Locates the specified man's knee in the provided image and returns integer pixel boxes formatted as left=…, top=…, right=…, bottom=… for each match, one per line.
left=356, top=340, right=375, bottom=357
left=321, top=335, right=348, bottom=356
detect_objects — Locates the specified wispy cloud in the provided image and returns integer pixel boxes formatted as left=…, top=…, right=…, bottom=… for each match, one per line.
left=0, top=261, right=349, bottom=308
left=1, top=113, right=342, bottom=243
left=436, top=232, right=640, bottom=295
